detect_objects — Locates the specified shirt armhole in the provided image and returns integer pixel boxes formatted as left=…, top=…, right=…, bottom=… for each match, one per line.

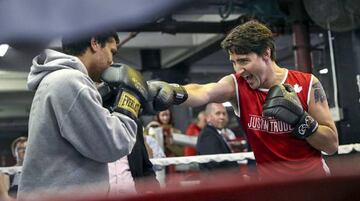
left=231, top=74, right=241, bottom=117
left=307, top=75, right=314, bottom=107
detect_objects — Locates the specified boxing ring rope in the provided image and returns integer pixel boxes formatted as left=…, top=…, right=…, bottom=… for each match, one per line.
left=150, top=152, right=254, bottom=166
left=1, top=143, right=359, bottom=174
left=336, top=143, right=360, bottom=154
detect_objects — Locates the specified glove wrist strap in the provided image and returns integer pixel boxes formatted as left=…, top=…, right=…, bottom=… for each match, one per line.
left=292, top=112, right=319, bottom=139
left=170, top=84, right=188, bottom=105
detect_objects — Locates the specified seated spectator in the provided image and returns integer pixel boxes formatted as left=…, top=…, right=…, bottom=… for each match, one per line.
left=184, top=111, right=206, bottom=156
left=196, top=103, right=239, bottom=171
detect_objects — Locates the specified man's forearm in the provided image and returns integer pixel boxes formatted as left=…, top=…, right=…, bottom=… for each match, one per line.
left=306, top=125, right=338, bottom=155
left=183, top=84, right=211, bottom=107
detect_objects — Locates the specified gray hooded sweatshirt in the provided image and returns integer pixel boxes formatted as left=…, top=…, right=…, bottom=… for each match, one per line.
left=18, top=49, right=137, bottom=200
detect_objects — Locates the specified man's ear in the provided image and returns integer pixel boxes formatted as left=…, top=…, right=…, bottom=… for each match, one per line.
left=90, top=37, right=99, bottom=52
left=262, top=48, right=271, bottom=61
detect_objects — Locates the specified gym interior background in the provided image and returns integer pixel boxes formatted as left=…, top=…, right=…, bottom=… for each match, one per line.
left=0, top=0, right=359, bottom=167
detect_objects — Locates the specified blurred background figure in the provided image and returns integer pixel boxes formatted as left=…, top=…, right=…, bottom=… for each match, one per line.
left=0, top=136, right=28, bottom=200
left=144, top=121, right=167, bottom=187
left=221, top=111, right=245, bottom=153
left=151, top=109, right=185, bottom=180
left=7, top=137, right=27, bottom=199
left=196, top=103, right=239, bottom=171
left=184, top=111, right=206, bottom=156
left=108, top=122, right=160, bottom=196
left=11, top=137, right=27, bottom=167
left=143, top=122, right=166, bottom=160
left=155, top=109, right=183, bottom=157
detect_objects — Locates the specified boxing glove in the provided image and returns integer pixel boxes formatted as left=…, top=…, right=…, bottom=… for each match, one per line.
left=262, top=84, right=318, bottom=139
left=96, top=82, right=117, bottom=111
left=147, top=80, right=188, bottom=111
left=101, top=64, right=149, bottom=120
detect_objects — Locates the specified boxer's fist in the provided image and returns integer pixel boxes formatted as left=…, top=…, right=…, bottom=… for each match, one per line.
left=147, top=81, right=188, bottom=111
left=262, top=84, right=318, bottom=139
left=101, top=64, right=149, bottom=120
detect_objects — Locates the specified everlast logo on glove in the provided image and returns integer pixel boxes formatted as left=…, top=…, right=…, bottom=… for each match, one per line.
left=117, top=91, right=141, bottom=118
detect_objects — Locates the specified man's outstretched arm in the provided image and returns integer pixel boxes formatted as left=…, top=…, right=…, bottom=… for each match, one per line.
left=183, top=75, right=235, bottom=107
left=148, top=75, right=236, bottom=110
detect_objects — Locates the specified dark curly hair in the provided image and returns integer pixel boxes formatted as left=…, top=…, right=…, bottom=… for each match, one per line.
left=221, top=20, right=276, bottom=61
left=62, top=31, right=119, bottom=56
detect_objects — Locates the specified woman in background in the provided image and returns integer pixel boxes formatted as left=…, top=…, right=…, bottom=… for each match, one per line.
left=155, top=109, right=183, bottom=157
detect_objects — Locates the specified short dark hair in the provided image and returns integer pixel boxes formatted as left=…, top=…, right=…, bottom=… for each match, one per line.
left=62, top=31, right=120, bottom=56
left=221, top=20, right=276, bottom=60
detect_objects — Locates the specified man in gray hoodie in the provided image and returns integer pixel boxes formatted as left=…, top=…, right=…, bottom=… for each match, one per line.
left=18, top=31, right=149, bottom=200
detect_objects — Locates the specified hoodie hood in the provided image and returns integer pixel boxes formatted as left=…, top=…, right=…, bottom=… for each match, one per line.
left=27, top=49, right=88, bottom=91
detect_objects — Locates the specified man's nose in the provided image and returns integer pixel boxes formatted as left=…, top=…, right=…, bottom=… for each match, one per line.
left=236, top=67, right=245, bottom=75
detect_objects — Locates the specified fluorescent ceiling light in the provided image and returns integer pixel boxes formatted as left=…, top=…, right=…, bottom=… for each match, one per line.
left=0, top=44, right=9, bottom=57
left=319, top=68, right=328, bottom=74
left=222, top=101, right=232, bottom=107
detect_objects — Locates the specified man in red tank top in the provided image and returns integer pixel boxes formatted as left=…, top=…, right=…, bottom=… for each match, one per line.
left=148, top=20, right=338, bottom=180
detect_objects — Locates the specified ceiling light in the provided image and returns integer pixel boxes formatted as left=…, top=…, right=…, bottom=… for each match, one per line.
left=0, top=44, right=9, bottom=57
left=319, top=68, right=328, bottom=74
left=222, top=101, right=232, bottom=107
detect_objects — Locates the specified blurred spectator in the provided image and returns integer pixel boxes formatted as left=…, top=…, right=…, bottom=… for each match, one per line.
left=8, top=137, right=27, bottom=199
left=196, top=103, right=239, bottom=171
left=143, top=123, right=166, bottom=160
left=221, top=112, right=244, bottom=153
left=155, top=109, right=183, bottom=157
left=144, top=121, right=167, bottom=187
left=108, top=122, right=160, bottom=196
left=144, top=121, right=164, bottom=154
left=11, top=137, right=27, bottom=167
left=184, top=111, right=206, bottom=156
left=108, top=158, right=136, bottom=196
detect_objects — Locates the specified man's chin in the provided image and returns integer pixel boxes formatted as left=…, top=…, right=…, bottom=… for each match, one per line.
left=248, top=83, right=259, bottom=90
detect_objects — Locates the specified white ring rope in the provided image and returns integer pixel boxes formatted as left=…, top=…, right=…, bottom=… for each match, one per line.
left=150, top=152, right=255, bottom=166
left=0, top=166, right=21, bottom=175
left=1, top=143, right=359, bottom=173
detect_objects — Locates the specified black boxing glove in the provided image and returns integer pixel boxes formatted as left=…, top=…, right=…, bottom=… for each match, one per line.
left=96, top=82, right=117, bottom=111
left=147, top=80, right=188, bottom=111
left=262, top=84, right=318, bottom=139
left=101, top=64, right=149, bottom=120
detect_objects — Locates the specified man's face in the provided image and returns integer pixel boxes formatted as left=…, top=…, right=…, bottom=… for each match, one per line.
left=229, top=51, right=268, bottom=89
left=91, top=38, right=118, bottom=82
left=207, top=104, right=227, bottom=129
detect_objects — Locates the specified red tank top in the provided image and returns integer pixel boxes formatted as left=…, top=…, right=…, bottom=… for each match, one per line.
left=233, top=69, right=329, bottom=179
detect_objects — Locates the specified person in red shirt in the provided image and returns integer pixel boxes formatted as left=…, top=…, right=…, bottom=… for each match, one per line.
left=184, top=111, right=206, bottom=156
left=148, top=20, right=338, bottom=180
